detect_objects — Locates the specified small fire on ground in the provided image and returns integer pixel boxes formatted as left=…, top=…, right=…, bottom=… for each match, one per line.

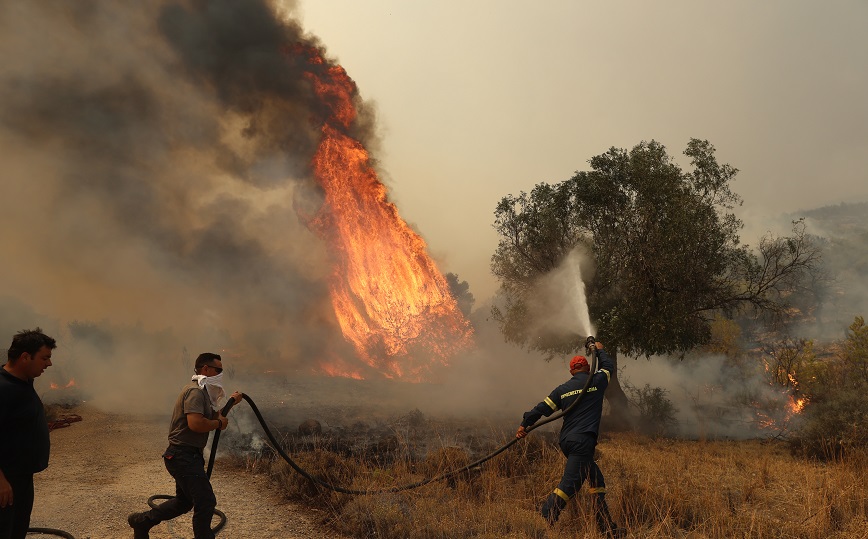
left=49, top=378, right=76, bottom=390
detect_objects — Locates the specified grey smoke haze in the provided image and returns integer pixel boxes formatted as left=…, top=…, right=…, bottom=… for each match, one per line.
left=618, top=354, right=800, bottom=440
left=459, top=251, right=800, bottom=439
left=0, top=0, right=331, bottom=324
left=0, top=0, right=565, bottom=420
left=0, top=0, right=372, bottom=409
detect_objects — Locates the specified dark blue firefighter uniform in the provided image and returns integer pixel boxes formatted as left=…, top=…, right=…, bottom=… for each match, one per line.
left=520, top=348, right=624, bottom=536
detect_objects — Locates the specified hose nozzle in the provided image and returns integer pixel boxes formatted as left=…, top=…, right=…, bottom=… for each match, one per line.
left=585, top=335, right=596, bottom=353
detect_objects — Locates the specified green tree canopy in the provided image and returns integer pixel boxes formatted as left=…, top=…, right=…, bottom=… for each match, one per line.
left=491, top=139, right=823, bottom=359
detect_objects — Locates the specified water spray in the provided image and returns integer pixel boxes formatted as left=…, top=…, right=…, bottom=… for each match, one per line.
left=565, top=249, right=595, bottom=338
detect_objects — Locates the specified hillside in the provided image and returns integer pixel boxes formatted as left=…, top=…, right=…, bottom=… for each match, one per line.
left=793, top=201, right=868, bottom=333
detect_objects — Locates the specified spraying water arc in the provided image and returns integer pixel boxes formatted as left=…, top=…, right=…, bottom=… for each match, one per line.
left=564, top=248, right=595, bottom=340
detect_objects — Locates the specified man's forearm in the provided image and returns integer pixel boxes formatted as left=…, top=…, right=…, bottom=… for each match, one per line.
left=596, top=349, right=615, bottom=372
left=0, top=468, right=13, bottom=508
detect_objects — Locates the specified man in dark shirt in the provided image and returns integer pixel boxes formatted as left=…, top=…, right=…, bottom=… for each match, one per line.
left=128, top=352, right=241, bottom=539
left=516, top=340, right=625, bottom=537
left=0, top=328, right=56, bottom=539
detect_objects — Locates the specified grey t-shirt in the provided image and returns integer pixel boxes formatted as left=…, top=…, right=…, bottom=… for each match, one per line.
left=167, top=380, right=214, bottom=449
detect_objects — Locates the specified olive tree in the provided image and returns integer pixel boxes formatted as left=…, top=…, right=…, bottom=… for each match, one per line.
left=491, top=139, right=823, bottom=424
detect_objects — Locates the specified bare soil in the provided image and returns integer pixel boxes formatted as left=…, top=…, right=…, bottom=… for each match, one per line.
left=28, top=405, right=348, bottom=539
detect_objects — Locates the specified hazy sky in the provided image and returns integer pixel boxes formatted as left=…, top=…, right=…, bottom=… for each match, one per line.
left=295, top=0, right=868, bottom=300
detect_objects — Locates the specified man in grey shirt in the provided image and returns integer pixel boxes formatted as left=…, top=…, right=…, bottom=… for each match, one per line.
left=128, top=353, right=242, bottom=539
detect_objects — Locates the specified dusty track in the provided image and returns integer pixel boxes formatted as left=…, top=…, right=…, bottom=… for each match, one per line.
left=29, top=405, right=347, bottom=539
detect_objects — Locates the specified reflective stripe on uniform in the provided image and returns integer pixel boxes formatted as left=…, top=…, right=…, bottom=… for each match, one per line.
left=561, top=388, right=583, bottom=399
left=600, top=368, right=611, bottom=382
left=544, top=397, right=558, bottom=411
left=554, top=488, right=571, bottom=501
left=561, top=387, right=597, bottom=400
left=588, top=487, right=607, bottom=494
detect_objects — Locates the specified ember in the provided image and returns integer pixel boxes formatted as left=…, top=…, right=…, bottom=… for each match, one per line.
left=290, top=45, right=474, bottom=381
left=751, top=390, right=808, bottom=435
left=788, top=395, right=808, bottom=414
left=49, top=378, right=76, bottom=390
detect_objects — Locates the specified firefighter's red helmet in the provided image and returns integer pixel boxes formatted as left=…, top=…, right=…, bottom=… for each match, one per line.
left=570, top=355, right=589, bottom=372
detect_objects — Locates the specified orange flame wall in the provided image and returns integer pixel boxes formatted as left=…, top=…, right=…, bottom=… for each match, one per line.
left=292, top=46, right=473, bottom=381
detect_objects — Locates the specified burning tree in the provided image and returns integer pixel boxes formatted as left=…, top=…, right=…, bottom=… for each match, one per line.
left=491, top=139, right=824, bottom=425
left=291, top=45, right=474, bottom=381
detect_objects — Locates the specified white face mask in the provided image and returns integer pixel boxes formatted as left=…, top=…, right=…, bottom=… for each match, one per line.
left=192, top=372, right=225, bottom=409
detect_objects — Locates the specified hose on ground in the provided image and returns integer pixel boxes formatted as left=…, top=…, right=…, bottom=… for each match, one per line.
left=238, top=340, right=599, bottom=494
left=25, top=527, right=75, bottom=538
left=141, top=337, right=599, bottom=529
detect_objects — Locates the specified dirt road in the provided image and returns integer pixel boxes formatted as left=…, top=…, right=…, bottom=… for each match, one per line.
left=28, top=405, right=346, bottom=539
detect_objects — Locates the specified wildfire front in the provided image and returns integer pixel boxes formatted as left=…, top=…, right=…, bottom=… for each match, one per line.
left=291, top=45, right=473, bottom=381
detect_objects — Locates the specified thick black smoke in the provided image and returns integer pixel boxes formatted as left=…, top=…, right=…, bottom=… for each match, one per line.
left=0, top=0, right=382, bottom=405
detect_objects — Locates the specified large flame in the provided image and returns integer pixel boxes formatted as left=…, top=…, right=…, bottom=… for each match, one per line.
left=291, top=45, right=473, bottom=381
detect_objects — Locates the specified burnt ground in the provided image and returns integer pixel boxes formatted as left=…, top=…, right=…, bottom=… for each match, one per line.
left=217, top=372, right=559, bottom=466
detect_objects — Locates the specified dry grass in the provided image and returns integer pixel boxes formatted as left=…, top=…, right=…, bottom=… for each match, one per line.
left=258, top=431, right=868, bottom=538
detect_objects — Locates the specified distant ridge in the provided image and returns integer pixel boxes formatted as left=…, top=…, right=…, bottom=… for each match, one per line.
left=788, top=201, right=868, bottom=237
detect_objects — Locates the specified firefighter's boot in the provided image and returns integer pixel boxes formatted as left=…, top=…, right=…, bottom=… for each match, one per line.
left=128, top=512, right=157, bottom=539
left=592, top=493, right=626, bottom=538
left=540, top=491, right=568, bottom=525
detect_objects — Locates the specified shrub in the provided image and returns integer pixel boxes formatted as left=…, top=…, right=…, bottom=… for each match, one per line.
left=623, top=383, right=678, bottom=437
left=789, top=388, right=868, bottom=460
left=789, top=316, right=868, bottom=460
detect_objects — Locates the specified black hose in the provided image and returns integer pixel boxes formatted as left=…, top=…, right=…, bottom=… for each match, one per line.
left=238, top=337, right=600, bottom=495
left=144, top=494, right=227, bottom=533
left=26, top=528, right=75, bottom=538
left=208, top=398, right=239, bottom=478
left=141, top=337, right=600, bottom=527
left=37, top=341, right=598, bottom=538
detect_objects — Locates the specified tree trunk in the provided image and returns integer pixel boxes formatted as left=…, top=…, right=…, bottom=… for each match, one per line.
left=603, top=349, right=633, bottom=431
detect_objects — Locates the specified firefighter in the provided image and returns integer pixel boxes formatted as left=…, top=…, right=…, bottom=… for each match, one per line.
left=516, top=340, right=626, bottom=538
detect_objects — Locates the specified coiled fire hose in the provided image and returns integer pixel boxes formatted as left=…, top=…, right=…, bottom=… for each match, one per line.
left=142, top=337, right=600, bottom=531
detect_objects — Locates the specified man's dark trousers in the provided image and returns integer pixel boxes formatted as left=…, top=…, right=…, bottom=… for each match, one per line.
left=0, top=473, right=34, bottom=539
left=147, top=446, right=216, bottom=539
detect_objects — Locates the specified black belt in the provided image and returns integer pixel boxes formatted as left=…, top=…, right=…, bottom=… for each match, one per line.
left=166, top=444, right=204, bottom=454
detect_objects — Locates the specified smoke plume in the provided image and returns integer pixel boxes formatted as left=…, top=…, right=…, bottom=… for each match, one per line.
left=0, top=0, right=381, bottom=408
